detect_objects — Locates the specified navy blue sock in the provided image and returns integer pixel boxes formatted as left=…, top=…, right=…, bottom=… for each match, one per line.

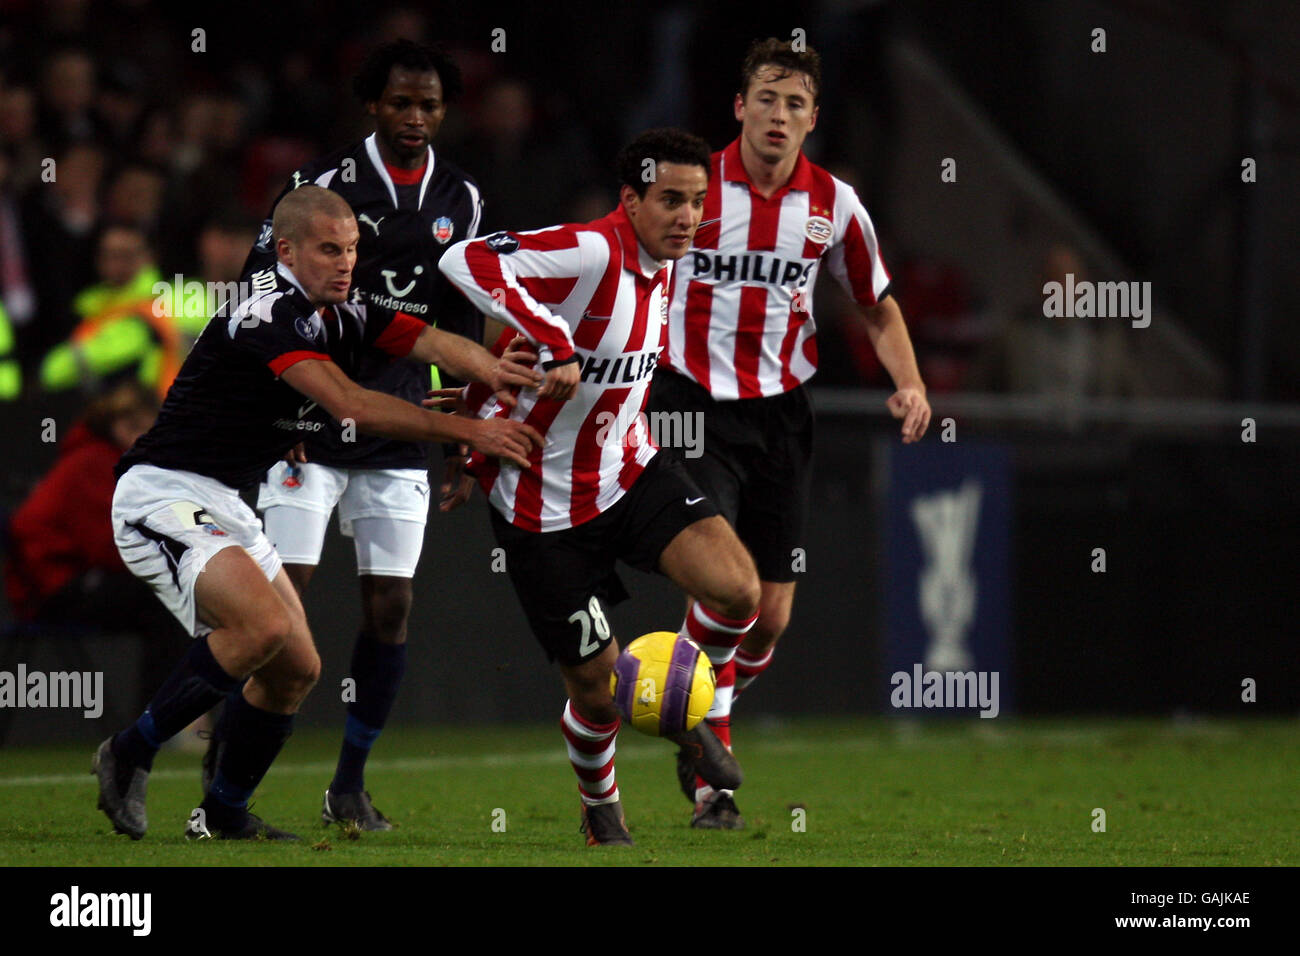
left=211, top=687, right=243, bottom=744
left=331, top=634, right=407, bottom=794
left=114, top=635, right=241, bottom=771
left=202, top=694, right=294, bottom=828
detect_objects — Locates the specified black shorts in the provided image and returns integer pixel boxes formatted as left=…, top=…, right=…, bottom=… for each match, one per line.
left=489, top=453, right=719, bottom=665
left=647, top=368, right=812, bottom=584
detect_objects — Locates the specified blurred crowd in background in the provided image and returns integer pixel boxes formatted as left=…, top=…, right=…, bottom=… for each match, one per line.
left=0, top=0, right=1176, bottom=412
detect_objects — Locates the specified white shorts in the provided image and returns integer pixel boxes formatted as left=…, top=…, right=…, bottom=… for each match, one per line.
left=112, top=464, right=283, bottom=638
left=257, top=462, right=430, bottom=577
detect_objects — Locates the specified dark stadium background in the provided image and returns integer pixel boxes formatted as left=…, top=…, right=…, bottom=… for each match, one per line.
left=1, top=0, right=1296, bottom=743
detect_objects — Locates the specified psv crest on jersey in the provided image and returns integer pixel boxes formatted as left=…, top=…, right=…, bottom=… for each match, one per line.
left=433, top=216, right=454, bottom=244
left=804, top=215, right=833, bottom=244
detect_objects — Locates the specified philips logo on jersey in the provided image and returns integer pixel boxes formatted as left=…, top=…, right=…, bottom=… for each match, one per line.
left=691, top=252, right=816, bottom=287
left=578, top=347, right=662, bottom=386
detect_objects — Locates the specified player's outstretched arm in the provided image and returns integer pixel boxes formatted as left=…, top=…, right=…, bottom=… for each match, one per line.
left=437, top=233, right=581, bottom=369
left=407, top=325, right=542, bottom=407
left=281, top=358, right=542, bottom=467
left=826, top=185, right=930, bottom=443
left=862, top=295, right=931, bottom=443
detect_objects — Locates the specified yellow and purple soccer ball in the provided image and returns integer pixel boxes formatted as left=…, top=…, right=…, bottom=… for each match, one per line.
left=611, top=631, right=716, bottom=737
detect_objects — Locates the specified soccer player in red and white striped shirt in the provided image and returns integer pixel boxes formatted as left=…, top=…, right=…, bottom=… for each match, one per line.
left=439, top=128, right=762, bottom=846
left=649, top=38, right=932, bottom=829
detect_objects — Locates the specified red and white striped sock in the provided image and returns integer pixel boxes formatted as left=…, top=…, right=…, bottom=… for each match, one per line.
left=709, top=659, right=737, bottom=731
left=561, top=700, right=619, bottom=806
left=682, top=604, right=757, bottom=802
left=692, top=682, right=738, bottom=801
left=681, top=603, right=757, bottom=720
left=705, top=713, right=731, bottom=748
left=696, top=651, right=772, bottom=799
left=734, top=645, right=775, bottom=699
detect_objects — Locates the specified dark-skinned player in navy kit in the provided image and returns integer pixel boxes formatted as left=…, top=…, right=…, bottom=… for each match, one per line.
left=213, top=41, right=486, bottom=830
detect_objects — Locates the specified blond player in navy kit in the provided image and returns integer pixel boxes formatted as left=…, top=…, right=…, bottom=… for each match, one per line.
left=94, top=186, right=542, bottom=841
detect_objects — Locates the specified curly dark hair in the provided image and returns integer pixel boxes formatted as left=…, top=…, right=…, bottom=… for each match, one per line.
left=351, top=39, right=464, bottom=104
left=616, top=128, right=711, bottom=198
left=739, top=37, right=822, bottom=104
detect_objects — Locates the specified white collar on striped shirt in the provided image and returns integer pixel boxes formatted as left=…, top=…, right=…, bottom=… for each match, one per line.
left=609, top=205, right=667, bottom=281
left=635, top=244, right=667, bottom=280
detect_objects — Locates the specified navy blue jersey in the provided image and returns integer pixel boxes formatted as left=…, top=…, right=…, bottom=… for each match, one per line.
left=243, top=133, right=483, bottom=469
left=118, top=263, right=425, bottom=490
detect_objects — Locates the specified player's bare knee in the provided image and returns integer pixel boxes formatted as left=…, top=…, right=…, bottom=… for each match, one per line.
left=362, top=577, right=412, bottom=644
left=288, top=651, right=322, bottom=700
left=241, top=606, right=294, bottom=661
left=263, top=650, right=320, bottom=710
left=712, top=568, right=760, bottom=622
left=372, top=600, right=412, bottom=641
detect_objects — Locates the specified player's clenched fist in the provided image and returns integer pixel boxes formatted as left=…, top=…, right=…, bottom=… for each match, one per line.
left=469, top=416, right=545, bottom=469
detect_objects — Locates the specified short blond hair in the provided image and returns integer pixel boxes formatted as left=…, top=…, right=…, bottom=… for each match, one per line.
left=271, top=185, right=354, bottom=244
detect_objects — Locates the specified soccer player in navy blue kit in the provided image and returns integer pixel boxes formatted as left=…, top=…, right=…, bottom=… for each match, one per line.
left=95, top=186, right=542, bottom=840
left=228, top=42, right=486, bottom=830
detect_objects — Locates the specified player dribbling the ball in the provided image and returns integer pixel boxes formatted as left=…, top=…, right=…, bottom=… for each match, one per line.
left=439, top=128, right=762, bottom=846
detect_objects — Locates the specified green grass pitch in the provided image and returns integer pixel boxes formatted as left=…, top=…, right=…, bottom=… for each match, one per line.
left=0, top=718, right=1294, bottom=866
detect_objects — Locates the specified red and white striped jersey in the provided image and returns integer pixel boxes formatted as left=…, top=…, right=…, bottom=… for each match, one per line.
left=664, top=138, right=892, bottom=400
left=438, top=205, right=669, bottom=532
